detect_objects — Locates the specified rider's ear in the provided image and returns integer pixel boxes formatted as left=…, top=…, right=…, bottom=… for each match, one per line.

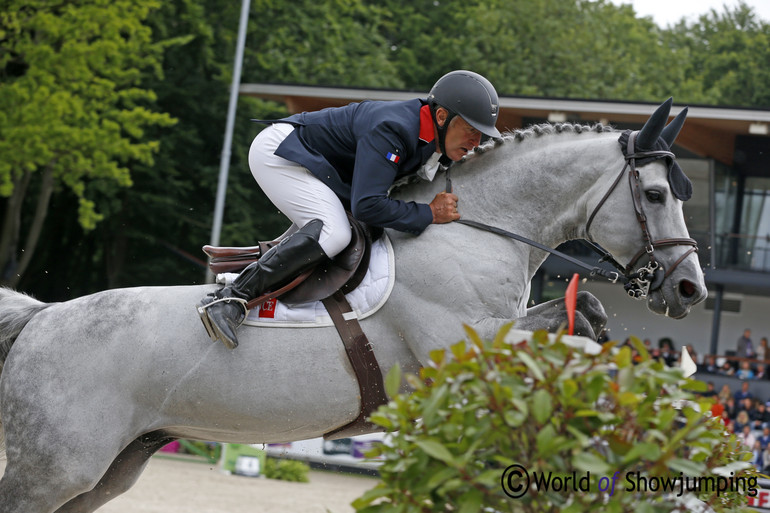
left=435, top=107, right=448, bottom=128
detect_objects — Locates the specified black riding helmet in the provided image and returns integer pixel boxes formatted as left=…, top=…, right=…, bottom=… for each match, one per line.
left=427, top=70, right=501, bottom=157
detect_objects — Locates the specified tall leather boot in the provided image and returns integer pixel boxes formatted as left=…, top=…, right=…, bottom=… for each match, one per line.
left=198, top=219, right=327, bottom=349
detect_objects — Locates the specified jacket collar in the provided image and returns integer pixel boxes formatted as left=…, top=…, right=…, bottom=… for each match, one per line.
left=419, top=104, right=435, bottom=143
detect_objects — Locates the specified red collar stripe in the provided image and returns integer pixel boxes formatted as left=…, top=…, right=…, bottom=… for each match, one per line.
left=419, top=104, right=434, bottom=142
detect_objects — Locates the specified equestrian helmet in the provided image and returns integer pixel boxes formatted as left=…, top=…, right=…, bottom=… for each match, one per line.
left=428, top=70, right=501, bottom=138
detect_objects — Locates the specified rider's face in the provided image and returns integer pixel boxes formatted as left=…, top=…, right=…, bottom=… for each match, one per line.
left=436, top=109, right=482, bottom=161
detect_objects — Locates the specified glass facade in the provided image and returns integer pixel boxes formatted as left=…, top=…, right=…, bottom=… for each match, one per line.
left=679, top=158, right=712, bottom=269
left=709, top=162, right=770, bottom=272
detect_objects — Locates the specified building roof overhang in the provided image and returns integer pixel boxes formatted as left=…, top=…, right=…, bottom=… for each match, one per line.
left=240, top=82, right=770, bottom=166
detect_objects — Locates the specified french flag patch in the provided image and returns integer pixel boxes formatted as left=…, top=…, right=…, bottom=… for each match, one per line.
left=386, top=152, right=400, bottom=163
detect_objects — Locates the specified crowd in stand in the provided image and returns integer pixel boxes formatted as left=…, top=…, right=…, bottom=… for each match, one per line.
left=697, top=380, right=770, bottom=472
left=607, top=328, right=770, bottom=472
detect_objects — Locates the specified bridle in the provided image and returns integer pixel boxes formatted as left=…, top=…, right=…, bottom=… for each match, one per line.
left=445, top=130, right=698, bottom=299
left=583, top=131, right=698, bottom=298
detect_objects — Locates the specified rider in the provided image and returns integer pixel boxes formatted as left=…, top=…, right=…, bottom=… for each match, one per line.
left=198, top=70, right=501, bottom=348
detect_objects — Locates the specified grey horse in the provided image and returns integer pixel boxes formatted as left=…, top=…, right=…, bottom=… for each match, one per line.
left=0, top=100, right=706, bottom=512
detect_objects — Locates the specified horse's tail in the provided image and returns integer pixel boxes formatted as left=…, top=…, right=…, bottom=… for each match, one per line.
left=0, top=287, right=49, bottom=455
left=0, top=287, right=51, bottom=368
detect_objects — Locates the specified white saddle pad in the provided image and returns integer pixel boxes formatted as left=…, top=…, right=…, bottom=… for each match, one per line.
left=216, top=235, right=395, bottom=328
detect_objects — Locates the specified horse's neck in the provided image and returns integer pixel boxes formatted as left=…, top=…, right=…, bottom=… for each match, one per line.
left=448, top=132, right=620, bottom=248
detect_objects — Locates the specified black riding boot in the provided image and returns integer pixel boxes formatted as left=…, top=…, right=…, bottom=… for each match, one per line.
left=198, top=219, right=327, bottom=349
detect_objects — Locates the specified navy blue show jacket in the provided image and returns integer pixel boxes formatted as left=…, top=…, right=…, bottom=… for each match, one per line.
left=255, top=99, right=439, bottom=235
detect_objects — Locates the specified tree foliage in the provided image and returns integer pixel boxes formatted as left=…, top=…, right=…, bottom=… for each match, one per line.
left=0, top=0, right=175, bottom=288
left=356, top=327, right=758, bottom=512
left=666, top=2, right=770, bottom=107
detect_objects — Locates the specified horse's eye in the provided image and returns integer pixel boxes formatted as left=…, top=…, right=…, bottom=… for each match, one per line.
left=645, top=190, right=663, bottom=203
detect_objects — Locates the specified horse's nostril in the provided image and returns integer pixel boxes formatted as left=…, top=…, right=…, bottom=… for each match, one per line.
left=680, top=280, right=696, bottom=298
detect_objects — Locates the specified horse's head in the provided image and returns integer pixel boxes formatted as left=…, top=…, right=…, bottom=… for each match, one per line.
left=586, top=98, right=707, bottom=319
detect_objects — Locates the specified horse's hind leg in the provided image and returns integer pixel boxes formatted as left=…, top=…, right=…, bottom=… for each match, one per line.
left=55, top=431, right=177, bottom=513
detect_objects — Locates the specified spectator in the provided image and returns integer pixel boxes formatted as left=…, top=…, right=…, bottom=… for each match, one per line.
left=699, top=381, right=717, bottom=399
left=719, top=361, right=735, bottom=376
left=659, top=338, right=678, bottom=367
left=725, top=397, right=738, bottom=419
left=734, top=410, right=751, bottom=433
left=739, top=424, right=757, bottom=449
left=753, top=440, right=763, bottom=469
left=734, top=381, right=753, bottom=402
left=737, top=360, right=755, bottom=380
left=758, top=337, right=768, bottom=363
left=718, top=384, right=732, bottom=403
left=763, top=444, right=770, bottom=473
left=759, top=426, right=770, bottom=449
left=737, top=328, right=755, bottom=359
left=701, top=355, right=719, bottom=374
left=721, top=410, right=732, bottom=428
left=751, top=402, right=770, bottom=430
left=757, top=363, right=767, bottom=380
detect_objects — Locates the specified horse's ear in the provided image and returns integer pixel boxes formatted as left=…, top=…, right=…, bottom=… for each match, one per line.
left=637, top=97, right=673, bottom=149
left=661, top=106, right=688, bottom=147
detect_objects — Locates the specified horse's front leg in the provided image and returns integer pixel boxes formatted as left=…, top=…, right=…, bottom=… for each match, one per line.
left=513, top=291, right=607, bottom=340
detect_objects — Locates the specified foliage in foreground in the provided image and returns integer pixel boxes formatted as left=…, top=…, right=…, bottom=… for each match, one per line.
left=264, top=457, right=310, bottom=483
left=355, top=326, right=759, bottom=513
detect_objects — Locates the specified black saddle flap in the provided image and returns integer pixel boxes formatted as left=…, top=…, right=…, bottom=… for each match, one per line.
left=280, top=216, right=373, bottom=304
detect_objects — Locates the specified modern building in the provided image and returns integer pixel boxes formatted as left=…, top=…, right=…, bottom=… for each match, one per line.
left=239, top=82, right=770, bottom=358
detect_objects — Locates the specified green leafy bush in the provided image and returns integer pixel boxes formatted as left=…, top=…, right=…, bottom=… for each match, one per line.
left=354, top=325, right=759, bottom=513
left=264, top=457, right=310, bottom=483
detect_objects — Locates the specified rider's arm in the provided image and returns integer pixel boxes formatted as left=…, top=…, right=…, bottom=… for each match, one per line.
left=350, top=122, right=434, bottom=234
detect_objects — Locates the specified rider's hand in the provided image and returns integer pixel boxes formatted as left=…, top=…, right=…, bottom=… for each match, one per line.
left=429, top=192, right=460, bottom=224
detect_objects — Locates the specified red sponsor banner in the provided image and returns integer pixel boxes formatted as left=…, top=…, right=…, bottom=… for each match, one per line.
left=258, top=298, right=277, bottom=319
left=749, top=488, right=770, bottom=511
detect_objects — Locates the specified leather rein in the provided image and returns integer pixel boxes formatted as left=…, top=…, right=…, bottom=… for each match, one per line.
left=445, top=130, right=698, bottom=299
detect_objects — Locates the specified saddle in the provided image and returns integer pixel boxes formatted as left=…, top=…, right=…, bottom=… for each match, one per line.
left=203, top=215, right=389, bottom=440
left=203, top=214, right=375, bottom=306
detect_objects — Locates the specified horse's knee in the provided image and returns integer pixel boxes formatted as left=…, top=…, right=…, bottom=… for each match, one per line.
left=517, top=291, right=606, bottom=341
left=575, top=291, right=607, bottom=335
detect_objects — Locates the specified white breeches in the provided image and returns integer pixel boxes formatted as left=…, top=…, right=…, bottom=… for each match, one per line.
left=248, top=123, right=352, bottom=258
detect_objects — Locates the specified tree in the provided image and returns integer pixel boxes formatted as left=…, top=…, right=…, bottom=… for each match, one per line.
left=244, top=0, right=402, bottom=88
left=665, top=1, right=770, bottom=108
left=0, top=0, right=175, bottom=288
left=372, top=0, right=694, bottom=102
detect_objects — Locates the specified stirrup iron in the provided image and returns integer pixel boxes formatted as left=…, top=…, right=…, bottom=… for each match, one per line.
left=197, top=297, right=248, bottom=343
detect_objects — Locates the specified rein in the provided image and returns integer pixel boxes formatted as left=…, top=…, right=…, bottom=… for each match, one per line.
left=444, top=130, right=698, bottom=299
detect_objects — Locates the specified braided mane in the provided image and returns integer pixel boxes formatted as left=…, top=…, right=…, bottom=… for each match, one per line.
left=473, top=122, right=616, bottom=155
